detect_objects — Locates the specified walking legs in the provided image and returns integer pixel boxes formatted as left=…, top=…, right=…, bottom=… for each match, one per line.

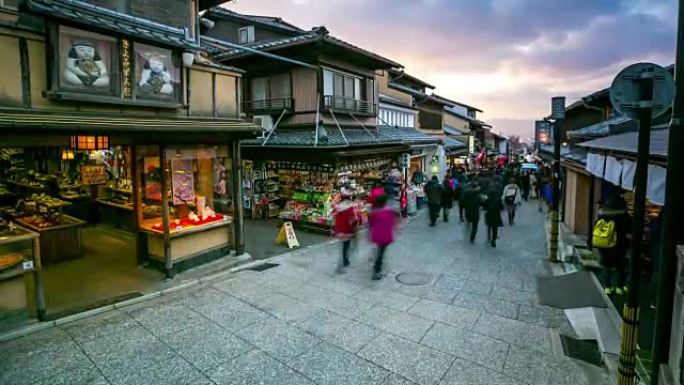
left=373, top=245, right=387, bottom=280
left=469, top=220, right=479, bottom=243
left=341, top=239, right=351, bottom=266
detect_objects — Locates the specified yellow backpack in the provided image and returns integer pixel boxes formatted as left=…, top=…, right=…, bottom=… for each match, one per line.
left=593, top=219, right=617, bottom=248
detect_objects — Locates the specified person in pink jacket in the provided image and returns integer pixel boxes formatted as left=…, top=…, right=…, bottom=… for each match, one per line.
left=368, top=193, right=397, bottom=280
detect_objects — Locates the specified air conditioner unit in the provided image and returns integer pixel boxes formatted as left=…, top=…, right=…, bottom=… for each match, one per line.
left=253, top=115, right=273, bottom=138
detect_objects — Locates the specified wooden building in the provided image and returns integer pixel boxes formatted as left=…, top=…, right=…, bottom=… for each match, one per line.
left=0, top=0, right=258, bottom=327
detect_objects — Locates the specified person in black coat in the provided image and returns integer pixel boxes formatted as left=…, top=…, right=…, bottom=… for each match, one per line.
left=484, top=188, right=504, bottom=247
left=462, top=179, right=483, bottom=243
left=441, top=175, right=454, bottom=222
left=424, top=175, right=443, bottom=226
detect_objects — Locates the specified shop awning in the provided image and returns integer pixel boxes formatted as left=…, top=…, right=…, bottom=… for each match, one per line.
left=577, top=128, right=669, bottom=158
left=243, top=126, right=440, bottom=148
left=0, top=110, right=261, bottom=142
left=442, top=136, right=467, bottom=152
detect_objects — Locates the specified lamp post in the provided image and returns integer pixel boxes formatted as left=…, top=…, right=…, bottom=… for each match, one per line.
left=608, top=62, right=674, bottom=385
left=548, top=96, right=565, bottom=263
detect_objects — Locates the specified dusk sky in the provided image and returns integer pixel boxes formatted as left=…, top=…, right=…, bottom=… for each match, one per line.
left=225, top=0, right=677, bottom=138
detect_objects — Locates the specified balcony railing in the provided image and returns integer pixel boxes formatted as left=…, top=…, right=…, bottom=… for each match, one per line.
left=323, top=95, right=377, bottom=116
left=243, top=98, right=293, bottom=114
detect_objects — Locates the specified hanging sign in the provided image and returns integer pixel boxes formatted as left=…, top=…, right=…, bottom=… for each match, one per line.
left=171, top=159, right=195, bottom=205
left=276, top=221, right=300, bottom=249
left=80, top=165, right=107, bottom=185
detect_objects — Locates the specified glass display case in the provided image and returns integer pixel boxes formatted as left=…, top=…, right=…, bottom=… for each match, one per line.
left=138, top=146, right=234, bottom=271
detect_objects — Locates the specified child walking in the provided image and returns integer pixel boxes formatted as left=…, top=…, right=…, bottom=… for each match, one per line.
left=368, top=194, right=397, bottom=280
left=333, top=192, right=360, bottom=269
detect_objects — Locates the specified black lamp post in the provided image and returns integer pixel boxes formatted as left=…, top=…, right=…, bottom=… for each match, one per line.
left=548, top=96, right=565, bottom=263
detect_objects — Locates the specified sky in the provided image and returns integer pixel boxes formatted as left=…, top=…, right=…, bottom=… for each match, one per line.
left=225, top=0, right=677, bottom=139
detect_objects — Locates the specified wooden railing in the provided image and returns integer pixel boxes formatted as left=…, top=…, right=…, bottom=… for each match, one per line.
left=323, top=95, right=377, bottom=116
left=243, top=98, right=293, bottom=113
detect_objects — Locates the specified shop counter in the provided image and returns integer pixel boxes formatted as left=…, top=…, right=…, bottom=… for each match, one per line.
left=140, top=216, right=233, bottom=264
left=0, top=226, right=46, bottom=330
left=95, top=199, right=135, bottom=232
left=14, top=215, right=85, bottom=263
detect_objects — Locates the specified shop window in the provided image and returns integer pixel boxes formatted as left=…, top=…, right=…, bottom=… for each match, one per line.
left=138, top=146, right=234, bottom=265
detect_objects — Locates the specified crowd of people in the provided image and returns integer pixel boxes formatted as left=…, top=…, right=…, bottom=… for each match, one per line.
left=330, top=162, right=559, bottom=281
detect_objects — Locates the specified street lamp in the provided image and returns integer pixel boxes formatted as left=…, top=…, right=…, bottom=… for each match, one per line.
left=548, top=96, right=565, bottom=263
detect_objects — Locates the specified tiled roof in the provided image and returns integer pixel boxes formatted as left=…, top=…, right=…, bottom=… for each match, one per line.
left=211, top=31, right=401, bottom=68
left=26, top=0, right=198, bottom=49
left=566, top=114, right=635, bottom=139
left=206, top=7, right=305, bottom=33
left=387, top=83, right=428, bottom=100
left=443, top=125, right=467, bottom=136
left=443, top=107, right=490, bottom=128
left=443, top=136, right=467, bottom=150
left=243, top=126, right=439, bottom=148
left=562, top=147, right=588, bottom=165
left=379, top=94, right=416, bottom=110
left=430, top=94, right=483, bottom=113
left=388, top=69, right=435, bottom=90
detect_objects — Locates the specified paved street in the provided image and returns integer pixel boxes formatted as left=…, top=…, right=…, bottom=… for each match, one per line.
left=1, top=202, right=608, bottom=385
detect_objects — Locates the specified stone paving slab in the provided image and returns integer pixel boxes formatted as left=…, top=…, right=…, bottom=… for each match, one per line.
left=298, top=309, right=381, bottom=353
left=503, top=344, right=590, bottom=385
left=408, top=299, right=481, bottom=330
left=356, top=305, right=435, bottom=342
left=235, top=317, right=321, bottom=362
left=421, top=322, right=510, bottom=371
left=80, top=326, right=176, bottom=380
left=440, top=358, right=525, bottom=385
left=163, top=321, right=253, bottom=372
left=354, top=287, right=420, bottom=311
left=473, top=311, right=553, bottom=353
left=358, top=333, right=454, bottom=385
left=207, top=349, right=315, bottom=385
left=113, top=356, right=214, bottom=385
left=256, top=292, right=323, bottom=324
left=59, top=309, right=138, bottom=344
left=452, top=291, right=520, bottom=319
left=289, top=342, right=390, bottom=385
left=304, top=289, right=374, bottom=319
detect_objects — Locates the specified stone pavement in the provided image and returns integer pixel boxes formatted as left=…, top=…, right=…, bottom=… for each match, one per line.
left=1, top=201, right=610, bottom=385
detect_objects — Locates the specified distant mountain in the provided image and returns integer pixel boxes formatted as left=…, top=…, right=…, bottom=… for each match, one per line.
left=488, top=118, right=534, bottom=141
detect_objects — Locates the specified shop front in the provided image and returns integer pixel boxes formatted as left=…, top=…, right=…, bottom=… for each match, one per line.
left=242, top=145, right=405, bottom=233
left=0, top=112, right=257, bottom=329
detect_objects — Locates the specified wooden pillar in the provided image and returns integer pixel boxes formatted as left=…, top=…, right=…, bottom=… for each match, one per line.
left=232, top=140, right=245, bottom=256
left=160, top=145, right=173, bottom=278
left=587, top=175, right=595, bottom=249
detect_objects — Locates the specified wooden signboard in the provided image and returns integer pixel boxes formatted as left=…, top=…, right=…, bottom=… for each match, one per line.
left=276, top=221, right=300, bottom=249
left=80, top=165, right=107, bottom=185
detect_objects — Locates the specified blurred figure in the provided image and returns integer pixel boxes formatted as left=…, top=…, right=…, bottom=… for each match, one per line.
left=521, top=171, right=531, bottom=201
left=333, top=191, right=361, bottom=269
left=593, top=197, right=631, bottom=295
left=424, top=175, right=443, bottom=226
left=484, top=187, right=504, bottom=247
left=441, top=175, right=454, bottom=222
left=502, top=178, right=522, bottom=225
left=462, top=178, right=483, bottom=243
left=369, top=194, right=397, bottom=280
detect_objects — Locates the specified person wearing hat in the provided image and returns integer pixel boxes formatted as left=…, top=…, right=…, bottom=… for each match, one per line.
left=595, top=196, right=631, bottom=295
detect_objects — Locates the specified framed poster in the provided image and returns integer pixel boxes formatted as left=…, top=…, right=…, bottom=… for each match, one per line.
left=58, top=25, right=119, bottom=96
left=171, top=158, right=195, bottom=205
left=134, top=43, right=181, bottom=102
left=143, top=156, right=162, bottom=201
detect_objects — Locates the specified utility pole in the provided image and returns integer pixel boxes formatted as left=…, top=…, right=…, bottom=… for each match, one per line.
left=651, top=0, right=684, bottom=382
left=548, top=97, right=565, bottom=263
left=610, top=62, right=674, bottom=385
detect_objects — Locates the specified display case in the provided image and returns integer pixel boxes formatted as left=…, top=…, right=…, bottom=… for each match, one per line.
left=0, top=222, right=46, bottom=331
left=137, top=146, right=234, bottom=271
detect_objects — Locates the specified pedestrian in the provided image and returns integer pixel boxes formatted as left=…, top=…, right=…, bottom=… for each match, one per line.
left=424, top=175, right=443, bottom=226
left=592, top=197, right=631, bottom=295
left=462, top=178, right=483, bottom=243
left=484, top=187, right=504, bottom=247
left=521, top=171, right=531, bottom=201
left=368, top=194, right=397, bottom=280
left=501, top=178, right=522, bottom=225
left=530, top=172, right=538, bottom=199
left=441, top=175, right=454, bottom=222
left=332, top=191, right=360, bottom=269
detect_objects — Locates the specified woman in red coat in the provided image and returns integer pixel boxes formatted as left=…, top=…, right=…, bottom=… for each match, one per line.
left=333, top=193, right=361, bottom=267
